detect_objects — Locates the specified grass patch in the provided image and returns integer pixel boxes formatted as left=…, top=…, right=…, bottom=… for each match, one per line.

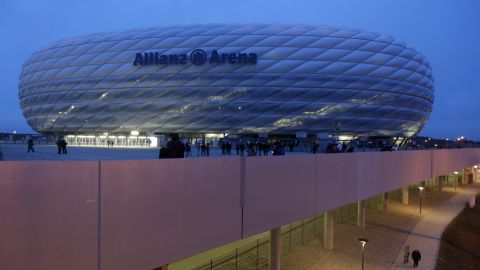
left=436, top=196, right=480, bottom=270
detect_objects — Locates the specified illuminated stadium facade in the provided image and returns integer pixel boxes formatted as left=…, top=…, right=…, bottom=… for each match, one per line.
left=18, top=24, right=434, bottom=140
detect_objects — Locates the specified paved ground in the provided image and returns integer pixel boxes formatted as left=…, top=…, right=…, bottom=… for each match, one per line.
left=279, top=188, right=457, bottom=270
left=0, top=143, right=259, bottom=161
left=0, top=143, right=313, bottom=161
left=390, top=184, right=480, bottom=270
left=169, top=184, right=479, bottom=270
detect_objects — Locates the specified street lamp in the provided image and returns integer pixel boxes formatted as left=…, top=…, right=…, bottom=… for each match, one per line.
left=454, top=171, right=459, bottom=191
left=358, top=238, right=369, bottom=270
left=418, top=186, right=424, bottom=214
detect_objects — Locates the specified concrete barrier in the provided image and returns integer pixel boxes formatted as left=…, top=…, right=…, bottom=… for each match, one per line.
left=0, top=149, right=480, bottom=269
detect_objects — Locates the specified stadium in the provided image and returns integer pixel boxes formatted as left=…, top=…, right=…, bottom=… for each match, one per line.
left=18, top=24, right=434, bottom=146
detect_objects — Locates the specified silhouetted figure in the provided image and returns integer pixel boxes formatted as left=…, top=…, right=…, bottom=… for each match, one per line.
left=27, top=138, right=35, bottom=153
left=411, top=249, right=421, bottom=268
left=403, top=245, right=410, bottom=264
left=272, top=140, right=285, bottom=156
left=239, top=142, right=245, bottom=156
left=56, top=138, right=62, bottom=154
left=166, top=134, right=185, bottom=158
left=185, top=142, right=191, bottom=157
left=221, top=142, right=226, bottom=155
left=263, top=143, right=269, bottom=156
left=326, top=143, right=335, bottom=153
left=226, top=142, right=232, bottom=155
left=201, top=142, right=206, bottom=156
left=61, top=138, right=68, bottom=154
left=312, top=142, right=319, bottom=154
left=196, top=141, right=201, bottom=156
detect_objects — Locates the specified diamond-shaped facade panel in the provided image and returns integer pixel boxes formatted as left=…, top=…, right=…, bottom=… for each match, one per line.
left=18, top=24, right=434, bottom=137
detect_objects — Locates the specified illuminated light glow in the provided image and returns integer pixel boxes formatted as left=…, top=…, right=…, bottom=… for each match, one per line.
left=131, top=130, right=140, bottom=136
left=205, top=133, right=224, bottom=138
left=338, top=135, right=353, bottom=141
left=207, top=96, right=224, bottom=100
left=147, top=136, right=158, bottom=147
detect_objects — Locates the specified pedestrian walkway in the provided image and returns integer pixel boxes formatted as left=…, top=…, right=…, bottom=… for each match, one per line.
left=391, top=183, right=480, bottom=269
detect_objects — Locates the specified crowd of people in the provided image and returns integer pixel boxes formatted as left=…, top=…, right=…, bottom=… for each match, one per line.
left=6, top=134, right=467, bottom=161
left=159, top=136, right=411, bottom=159
left=159, top=136, right=291, bottom=159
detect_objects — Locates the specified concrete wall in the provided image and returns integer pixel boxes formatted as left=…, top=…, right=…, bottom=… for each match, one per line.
left=1, top=149, right=479, bottom=270
left=100, top=158, right=242, bottom=270
left=0, top=161, right=99, bottom=270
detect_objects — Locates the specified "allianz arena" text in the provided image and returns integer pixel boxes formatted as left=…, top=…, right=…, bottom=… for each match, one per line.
left=133, top=49, right=258, bottom=66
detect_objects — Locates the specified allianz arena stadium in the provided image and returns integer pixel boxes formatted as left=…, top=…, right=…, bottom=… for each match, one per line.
left=18, top=24, right=434, bottom=139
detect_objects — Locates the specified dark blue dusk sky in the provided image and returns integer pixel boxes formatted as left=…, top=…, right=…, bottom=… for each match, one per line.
left=1, top=0, right=479, bottom=139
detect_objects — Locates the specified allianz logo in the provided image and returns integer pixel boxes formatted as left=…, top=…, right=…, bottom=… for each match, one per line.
left=133, top=49, right=257, bottom=66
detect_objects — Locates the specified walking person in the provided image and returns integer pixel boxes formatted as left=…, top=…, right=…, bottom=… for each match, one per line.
left=239, top=142, right=245, bottom=156
left=159, top=134, right=185, bottom=159
left=166, top=134, right=185, bottom=158
left=196, top=141, right=201, bottom=156
left=56, top=137, right=62, bottom=154
left=403, top=245, right=410, bottom=264
left=185, top=142, right=191, bottom=157
left=201, top=142, right=206, bottom=156
left=61, top=138, right=68, bottom=154
left=27, top=138, right=35, bottom=153
left=411, top=249, right=421, bottom=268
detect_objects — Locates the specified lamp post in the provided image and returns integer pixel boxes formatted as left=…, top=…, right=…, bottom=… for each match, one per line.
left=358, top=238, right=369, bottom=270
left=418, top=186, right=424, bottom=214
left=454, top=171, right=459, bottom=191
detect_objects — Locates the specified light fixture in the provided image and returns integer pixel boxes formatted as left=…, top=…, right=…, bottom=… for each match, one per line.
left=418, top=186, right=424, bottom=214
left=358, top=238, right=369, bottom=270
